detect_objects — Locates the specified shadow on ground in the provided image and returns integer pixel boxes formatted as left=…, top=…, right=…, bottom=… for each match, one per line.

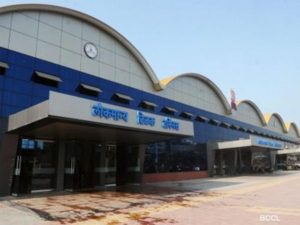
left=5, top=179, right=243, bottom=225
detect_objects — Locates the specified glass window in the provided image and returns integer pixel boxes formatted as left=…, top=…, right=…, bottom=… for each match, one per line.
left=144, top=138, right=207, bottom=173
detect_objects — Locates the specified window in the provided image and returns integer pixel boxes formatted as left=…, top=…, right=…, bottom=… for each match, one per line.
left=180, top=111, right=193, bottom=120
left=144, top=140, right=207, bottom=173
left=112, top=92, right=133, bottom=104
left=253, top=130, right=259, bottom=135
left=32, top=71, right=62, bottom=87
left=195, top=115, right=209, bottom=123
left=161, top=106, right=177, bottom=115
left=77, top=83, right=101, bottom=97
left=220, top=122, right=230, bottom=128
left=0, top=61, right=9, bottom=75
left=266, top=133, right=272, bottom=138
left=230, top=124, right=240, bottom=130
left=139, top=100, right=157, bottom=111
left=246, top=129, right=255, bottom=134
left=238, top=127, right=247, bottom=132
left=208, top=119, right=220, bottom=126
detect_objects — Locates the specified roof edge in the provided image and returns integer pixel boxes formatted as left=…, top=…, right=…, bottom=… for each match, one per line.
left=0, top=3, right=163, bottom=89
left=160, top=73, right=232, bottom=114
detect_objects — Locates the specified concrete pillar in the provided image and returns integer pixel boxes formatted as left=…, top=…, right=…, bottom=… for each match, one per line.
left=116, top=144, right=129, bottom=185
left=233, top=149, right=238, bottom=174
left=220, top=151, right=224, bottom=175
left=0, top=133, right=19, bottom=196
left=206, top=143, right=216, bottom=176
left=136, top=144, right=146, bottom=183
left=270, top=151, right=276, bottom=172
left=116, top=144, right=146, bottom=185
left=56, top=140, right=65, bottom=191
left=98, top=146, right=106, bottom=186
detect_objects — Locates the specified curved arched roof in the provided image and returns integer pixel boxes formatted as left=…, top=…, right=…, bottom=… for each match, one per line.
left=264, top=113, right=288, bottom=133
left=160, top=73, right=232, bottom=114
left=0, top=3, right=164, bottom=90
left=1, top=5, right=299, bottom=139
left=285, top=122, right=300, bottom=138
left=237, top=100, right=267, bottom=126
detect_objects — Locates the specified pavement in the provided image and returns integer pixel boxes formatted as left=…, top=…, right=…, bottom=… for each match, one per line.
left=0, top=170, right=300, bottom=225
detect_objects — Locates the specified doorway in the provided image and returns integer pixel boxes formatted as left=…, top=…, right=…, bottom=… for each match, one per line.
left=12, top=139, right=58, bottom=195
left=64, top=141, right=116, bottom=190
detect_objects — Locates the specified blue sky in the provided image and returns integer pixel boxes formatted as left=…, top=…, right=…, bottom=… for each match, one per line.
left=1, top=0, right=300, bottom=126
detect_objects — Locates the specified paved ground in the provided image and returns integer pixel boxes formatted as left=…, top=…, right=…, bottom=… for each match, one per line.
left=0, top=171, right=300, bottom=225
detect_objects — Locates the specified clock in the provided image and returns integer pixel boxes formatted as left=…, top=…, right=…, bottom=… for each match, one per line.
left=84, top=42, right=98, bottom=59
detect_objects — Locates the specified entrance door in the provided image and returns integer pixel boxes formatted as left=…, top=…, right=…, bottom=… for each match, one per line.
left=64, top=141, right=95, bottom=190
left=12, top=139, right=58, bottom=195
left=94, top=144, right=116, bottom=186
left=116, top=145, right=142, bottom=185
left=64, top=142, right=116, bottom=190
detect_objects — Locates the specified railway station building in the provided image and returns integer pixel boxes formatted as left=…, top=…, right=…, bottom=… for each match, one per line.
left=0, top=4, right=299, bottom=196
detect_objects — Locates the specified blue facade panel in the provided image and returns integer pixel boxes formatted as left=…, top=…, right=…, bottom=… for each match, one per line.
left=0, top=47, right=298, bottom=144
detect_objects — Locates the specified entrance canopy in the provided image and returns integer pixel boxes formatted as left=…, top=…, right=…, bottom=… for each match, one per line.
left=276, top=148, right=300, bottom=155
left=210, top=135, right=284, bottom=151
left=7, top=92, right=194, bottom=144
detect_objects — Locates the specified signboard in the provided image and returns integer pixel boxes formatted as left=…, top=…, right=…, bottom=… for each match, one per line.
left=252, top=136, right=284, bottom=149
left=91, top=103, right=128, bottom=122
left=136, top=111, right=155, bottom=127
left=48, top=92, right=193, bottom=136
left=91, top=105, right=180, bottom=131
left=21, top=139, right=44, bottom=150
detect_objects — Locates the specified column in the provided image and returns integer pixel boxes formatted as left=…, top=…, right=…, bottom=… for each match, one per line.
left=220, top=151, right=224, bottom=175
left=233, top=149, right=238, bottom=174
left=0, top=134, right=19, bottom=196
left=116, top=144, right=128, bottom=185
left=98, top=146, right=106, bottom=186
left=206, top=143, right=216, bottom=176
left=270, top=151, right=276, bottom=172
left=134, top=144, right=146, bottom=183
left=56, top=140, right=65, bottom=191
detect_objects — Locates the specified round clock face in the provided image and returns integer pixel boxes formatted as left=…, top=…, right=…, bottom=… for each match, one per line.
left=84, top=42, right=98, bottom=59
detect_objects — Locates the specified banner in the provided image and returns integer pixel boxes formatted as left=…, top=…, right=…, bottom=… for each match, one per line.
left=230, top=89, right=237, bottom=110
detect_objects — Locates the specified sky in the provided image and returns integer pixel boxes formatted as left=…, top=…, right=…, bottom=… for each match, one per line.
left=1, top=0, right=300, bottom=126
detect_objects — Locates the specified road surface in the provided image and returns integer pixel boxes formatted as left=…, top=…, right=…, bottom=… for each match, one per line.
left=0, top=171, right=299, bottom=225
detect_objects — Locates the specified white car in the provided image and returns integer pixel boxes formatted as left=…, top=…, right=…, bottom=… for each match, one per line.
left=294, top=163, right=300, bottom=169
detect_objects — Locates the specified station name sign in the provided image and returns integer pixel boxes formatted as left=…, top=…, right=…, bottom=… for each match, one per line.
left=255, top=138, right=283, bottom=149
left=91, top=103, right=128, bottom=122
left=136, top=111, right=155, bottom=127
left=33, top=92, right=194, bottom=137
left=162, top=117, right=179, bottom=130
left=91, top=103, right=180, bottom=131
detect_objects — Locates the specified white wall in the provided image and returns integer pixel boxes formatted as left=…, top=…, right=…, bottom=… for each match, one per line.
left=288, top=125, right=298, bottom=138
left=232, top=102, right=263, bottom=127
left=0, top=10, right=228, bottom=115
left=1, top=9, right=299, bottom=138
left=160, top=76, right=227, bottom=114
left=0, top=11, right=155, bottom=92
left=267, top=116, right=285, bottom=133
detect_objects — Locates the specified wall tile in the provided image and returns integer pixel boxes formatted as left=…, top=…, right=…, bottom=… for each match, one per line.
left=99, top=48, right=115, bottom=66
left=11, top=12, right=38, bottom=38
left=0, top=13, right=12, bottom=28
left=82, top=24, right=100, bottom=44
left=39, top=12, right=63, bottom=29
left=62, top=16, right=82, bottom=38
left=61, top=32, right=82, bottom=54
left=60, top=49, right=81, bottom=70
left=81, top=56, right=98, bottom=76
left=0, top=26, right=10, bottom=48
left=38, top=23, right=61, bottom=46
left=9, top=31, right=37, bottom=56
left=36, top=40, right=60, bottom=64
